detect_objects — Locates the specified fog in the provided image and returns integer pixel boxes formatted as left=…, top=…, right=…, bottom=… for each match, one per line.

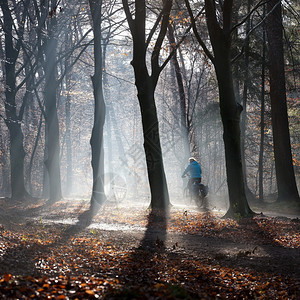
left=53, top=52, right=229, bottom=211
left=22, top=40, right=280, bottom=211
left=1, top=2, right=297, bottom=210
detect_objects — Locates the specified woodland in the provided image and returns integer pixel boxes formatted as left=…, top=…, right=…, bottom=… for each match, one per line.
left=0, top=0, right=300, bottom=299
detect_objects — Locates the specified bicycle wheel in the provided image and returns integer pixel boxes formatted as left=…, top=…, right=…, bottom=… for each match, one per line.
left=184, top=187, right=192, bottom=205
left=195, top=194, right=204, bottom=208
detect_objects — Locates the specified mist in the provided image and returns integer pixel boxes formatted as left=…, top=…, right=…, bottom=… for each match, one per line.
left=0, top=0, right=299, bottom=214
left=1, top=1, right=300, bottom=299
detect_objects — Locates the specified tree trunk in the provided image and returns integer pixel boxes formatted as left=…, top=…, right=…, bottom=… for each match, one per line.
left=258, top=9, right=266, bottom=202
left=239, top=0, right=255, bottom=202
left=122, top=0, right=171, bottom=209
left=65, top=44, right=73, bottom=196
left=7, top=123, right=27, bottom=200
left=204, top=0, right=254, bottom=217
left=0, top=156, right=10, bottom=197
left=89, top=0, right=106, bottom=210
left=215, top=59, right=253, bottom=217
left=266, top=0, right=299, bottom=203
left=1, top=0, right=28, bottom=200
left=134, top=76, right=170, bottom=209
left=167, top=24, right=190, bottom=162
left=103, top=42, right=115, bottom=194
left=28, top=115, right=43, bottom=196
left=108, top=100, right=127, bottom=165
left=43, top=0, right=62, bottom=202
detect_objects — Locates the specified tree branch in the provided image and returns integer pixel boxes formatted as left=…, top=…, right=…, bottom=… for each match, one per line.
left=184, top=0, right=214, bottom=62
left=146, top=10, right=163, bottom=49
left=151, top=0, right=172, bottom=82
left=122, top=0, right=135, bottom=34
left=230, top=0, right=267, bottom=34
left=232, top=0, right=281, bottom=63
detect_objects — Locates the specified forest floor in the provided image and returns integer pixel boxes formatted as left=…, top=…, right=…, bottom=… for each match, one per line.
left=0, top=196, right=300, bottom=299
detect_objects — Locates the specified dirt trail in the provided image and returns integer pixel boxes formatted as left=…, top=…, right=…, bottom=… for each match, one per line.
left=1, top=198, right=300, bottom=281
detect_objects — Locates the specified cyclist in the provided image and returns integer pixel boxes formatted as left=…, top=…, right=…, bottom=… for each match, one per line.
left=182, top=157, right=202, bottom=196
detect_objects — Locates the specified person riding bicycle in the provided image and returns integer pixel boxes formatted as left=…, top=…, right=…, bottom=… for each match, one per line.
left=182, top=157, right=202, bottom=196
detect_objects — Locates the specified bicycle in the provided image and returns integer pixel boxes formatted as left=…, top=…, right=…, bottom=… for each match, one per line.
left=183, top=176, right=208, bottom=208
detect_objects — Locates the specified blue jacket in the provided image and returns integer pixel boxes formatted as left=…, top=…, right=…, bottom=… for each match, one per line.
left=182, top=161, right=202, bottom=178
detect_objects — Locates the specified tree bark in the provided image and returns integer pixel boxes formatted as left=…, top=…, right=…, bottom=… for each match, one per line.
left=167, top=24, right=190, bottom=162
left=0, top=137, right=10, bottom=197
left=203, top=0, right=254, bottom=217
left=134, top=77, right=170, bottom=209
left=28, top=115, right=43, bottom=196
left=239, top=0, right=256, bottom=202
left=258, top=8, right=266, bottom=202
left=122, top=0, right=171, bottom=209
left=43, top=0, right=62, bottom=202
left=215, top=58, right=253, bottom=217
left=89, top=0, right=106, bottom=209
left=65, top=30, right=73, bottom=196
left=1, top=0, right=29, bottom=200
left=266, top=0, right=299, bottom=203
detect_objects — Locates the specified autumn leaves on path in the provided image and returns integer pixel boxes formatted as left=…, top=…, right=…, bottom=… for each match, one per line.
left=0, top=199, right=299, bottom=299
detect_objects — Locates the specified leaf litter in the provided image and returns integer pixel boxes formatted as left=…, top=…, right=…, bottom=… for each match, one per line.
left=0, top=198, right=299, bottom=299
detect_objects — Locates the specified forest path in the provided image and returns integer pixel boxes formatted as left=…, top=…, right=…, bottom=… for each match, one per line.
left=0, top=197, right=300, bottom=298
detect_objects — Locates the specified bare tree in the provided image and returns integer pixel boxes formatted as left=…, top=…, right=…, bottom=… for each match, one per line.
left=167, top=23, right=190, bottom=163
left=258, top=4, right=266, bottom=201
left=185, top=0, right=254, bottom=217
left=88, top=0, right=107, bottom=210
left=265, top=0, right=299, bottom=203
left=0, top=0, right=30, bottom=200
left=42, top=0, right=62, bottom=202
left=122, top=0, right=172, bottom=209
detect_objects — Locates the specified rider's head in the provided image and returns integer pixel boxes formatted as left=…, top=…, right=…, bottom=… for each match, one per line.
left=189, top=157, right=196, bottom=163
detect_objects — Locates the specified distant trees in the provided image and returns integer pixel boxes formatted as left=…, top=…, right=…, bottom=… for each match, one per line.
left=167, top=23, right=190, bottom=163
left=0, top=0, right=298, bottom=214
left=0, top=0, right=93, bottom=201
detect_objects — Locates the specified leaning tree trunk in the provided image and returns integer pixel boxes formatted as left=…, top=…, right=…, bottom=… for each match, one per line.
left=265, top=0, right=299, bottom=203
left=89, top=0, right=106, bottom=210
